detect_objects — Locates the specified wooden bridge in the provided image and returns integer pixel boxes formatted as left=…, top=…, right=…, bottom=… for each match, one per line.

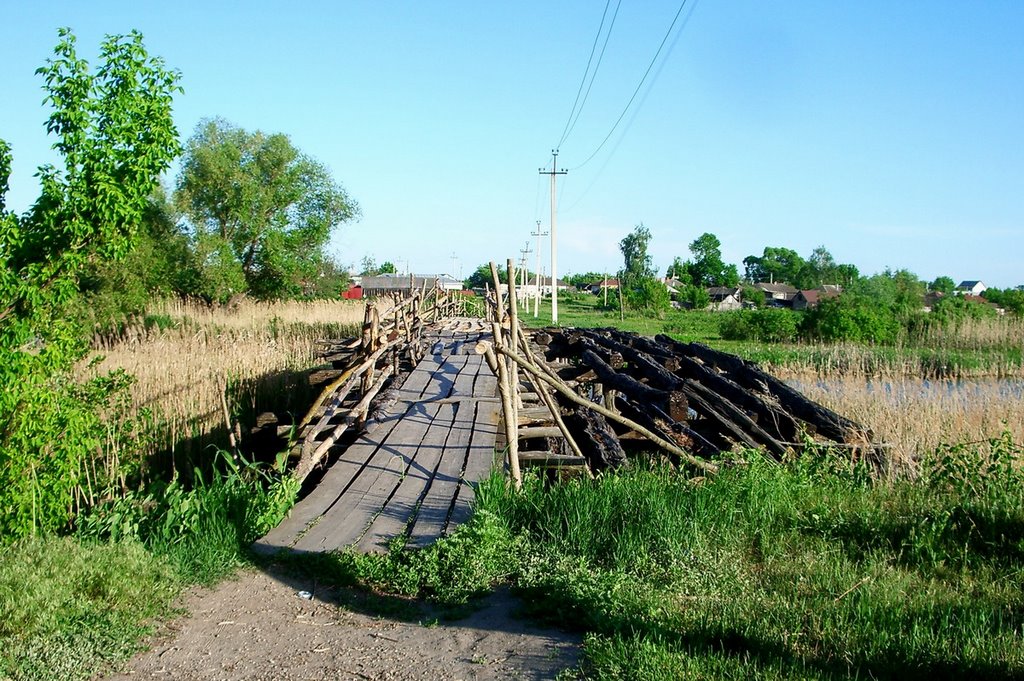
left=254, top=324, right=502, bottom=555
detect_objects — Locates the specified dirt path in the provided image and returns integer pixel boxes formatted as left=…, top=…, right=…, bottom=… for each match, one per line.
left=102, top=567, right=580, bottom=681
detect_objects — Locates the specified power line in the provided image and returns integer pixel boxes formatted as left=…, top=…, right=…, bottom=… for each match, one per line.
left=571, top=0, right=695, bottom=171
left=556, top=0, right=623, bottom=150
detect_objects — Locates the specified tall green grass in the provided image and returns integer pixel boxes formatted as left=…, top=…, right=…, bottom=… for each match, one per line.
left=0, top=452, right=298, bottom=680
left=471, top=440, right=1024, bottom=679
left=282, top=437, right=1023, bottom=679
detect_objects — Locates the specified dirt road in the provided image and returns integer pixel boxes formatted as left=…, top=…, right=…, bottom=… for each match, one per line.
left=102, top=567, right=580, bottom=681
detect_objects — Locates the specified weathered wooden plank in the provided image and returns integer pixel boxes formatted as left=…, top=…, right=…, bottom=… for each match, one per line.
left=518, top=426, right=565, bottom=439
left=357, top=402, right=459, bottom=553
left=445, top=399, right=500, bottom=532
left=253, top=405, right=411, bottom=554
left=290, top=403, right=442, bottom=552
left=519, top=452, right=588, bottom=467
left=406, top=359, right=486, bottom=548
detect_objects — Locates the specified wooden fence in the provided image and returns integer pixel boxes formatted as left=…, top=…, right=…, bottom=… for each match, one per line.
left=290, top=280, right=468, bottom=483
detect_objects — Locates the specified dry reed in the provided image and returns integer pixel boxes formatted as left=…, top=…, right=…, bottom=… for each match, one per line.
left=781, top=374, right=1024, bottom=464
left=85, top=298, right=365, bottom=458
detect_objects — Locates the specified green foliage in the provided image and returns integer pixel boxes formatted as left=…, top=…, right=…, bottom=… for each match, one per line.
left=464, top=263, right=506, bottom=289
left=0, top=29, right=181, bottom=541
left=622, top=276, right=670, bottom=313
left=78, top=185, right=198, bottom=335
left=983, top=287, right=1024, bottom=316
left=720, top=308, right=799, bottom=342
left=0, top=450, right=298, bottom=680
left=800, top=295, right=902, bottom=344
left=930, top=275, right=956, bottom=295
left=743, top=246, right=805, bottom=284
left=618, top=224, right=668, bottom=313
left=359, top=255, right=398, bottom=277
left=684, top=232, right=739, bottom=288
left=679, top=284, right=710, bottom=310
left=566, top=271, right=611, bottom=288
left=176, top=118, right=359, bottom=300
left=741, top=283, right=765, bottom=307
left=337, top=509, right=520, bottom=606
left=77, top=450, right=298, bottom=583
left=0, top=537, right=178, bottom=681
left=476, top=442, right=1024, bottom=679
left=744, top=245, right=858, bottom=290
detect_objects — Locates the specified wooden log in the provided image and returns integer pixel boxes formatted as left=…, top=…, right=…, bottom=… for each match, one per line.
left=659, top=337, right=870, bottom=443
left=514, top=326, right=586, bottom=462
left=483, top=333, right=521, bottom=490
left=564, top=405, right=627, bottom=471
left=297, top=337, right=403, bottom=430
left=573, top=332, right=788, bottom=458
left=483, top=344, right=718, bottom=474
left=293, top=363, right=395, bottom=484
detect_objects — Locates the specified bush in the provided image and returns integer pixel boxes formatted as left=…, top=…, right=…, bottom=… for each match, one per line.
left=800, top=296, right=901, bottom=344
left=720, top=308, right=799, bottom=342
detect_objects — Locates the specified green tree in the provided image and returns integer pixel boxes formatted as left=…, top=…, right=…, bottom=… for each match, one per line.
left=464, top=263, right=507, bottom=289
left=1, top=29, right=181, bottom=538
left=686, top=232, right=739, bottom=287
left=176, top=118, right=359, bottom=300
left=620, top=224, right=656, bottom=283
left=379, top=260, right=398, bottom=274
left=743, top=246, right=805, bottom=284
left=741, top=284, right=766, bottom=308
left=79, top=184, right=198, bottom=334
left=930, top=275, right=956, bottom=294
left=618, top=224, right=667, bottom=312
left=982, top=287, right=1024, bottom=316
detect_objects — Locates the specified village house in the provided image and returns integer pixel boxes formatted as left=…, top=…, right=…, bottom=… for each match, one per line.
left=956, top=280, right=987, bottom=296
left=792, top=286, right=841, bottom=311
left=587, top=278, right=619, bottom=295
left=752, top=282, right=799, bottom=307
left=353, top=273, right=463, bottom=298
left=707, top=286, right=743, bottom=311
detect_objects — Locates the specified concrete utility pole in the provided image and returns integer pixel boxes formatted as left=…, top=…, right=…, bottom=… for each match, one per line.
left=531, top=220, right=548, bottom=317
left=449, top=251, right=457, bottom=278
left=519, top=242, right=532, bottom=309
left=539, top=150, right=567, bottom=324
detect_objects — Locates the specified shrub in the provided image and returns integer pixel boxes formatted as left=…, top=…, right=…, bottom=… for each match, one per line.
left=720, top=308, right=799, bottom=342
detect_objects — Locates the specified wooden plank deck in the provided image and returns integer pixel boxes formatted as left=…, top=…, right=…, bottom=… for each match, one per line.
left=254, top=326, right=501, bottom=555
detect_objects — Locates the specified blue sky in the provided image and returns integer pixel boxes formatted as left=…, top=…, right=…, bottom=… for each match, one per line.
left=2, top=1, right=1022, bottom=286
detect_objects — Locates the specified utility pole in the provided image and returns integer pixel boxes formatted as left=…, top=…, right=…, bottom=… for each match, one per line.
left=539, top=150, right=567, bottom=324
left=531, top=220, right=548, bottom=317
left=519, top=241, right=532, bottom=310
left=449, top=251, right=457, bottom=278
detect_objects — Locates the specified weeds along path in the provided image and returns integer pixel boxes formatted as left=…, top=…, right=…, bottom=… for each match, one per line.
left=102, top=566, right=580, bottom=681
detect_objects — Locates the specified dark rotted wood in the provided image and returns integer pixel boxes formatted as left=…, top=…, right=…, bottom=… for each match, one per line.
left=612, top=394, right=694, bottom=461
left=658, top=337, right=870, bottom=443
left=672, top=353, right=802, bottom=442
left=607, top=331, right=802, bottom=442
left=578, top=348, right=674, bottom=413
left=564, top=405, right=627, bottom=471
left=574, top=333, right=787, bottom=458
left=554, top=365, right=599, bottom=383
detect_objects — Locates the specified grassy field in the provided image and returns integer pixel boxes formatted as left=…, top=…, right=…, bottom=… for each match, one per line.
left=6, top=295, right=1023, bottom=680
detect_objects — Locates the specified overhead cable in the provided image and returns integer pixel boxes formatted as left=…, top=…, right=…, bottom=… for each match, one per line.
left=557, top=0, right=623, bottom=150
left=571, top=0, right=693, bottom=171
